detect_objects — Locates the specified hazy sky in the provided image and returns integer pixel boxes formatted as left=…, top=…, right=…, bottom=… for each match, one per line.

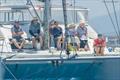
left=1, top=0, right=120, bottom=35
left=52, top=0, right=120, bottom=36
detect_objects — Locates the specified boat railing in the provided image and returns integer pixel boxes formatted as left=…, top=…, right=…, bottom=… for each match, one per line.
left=0, top=21, right=30, bottom=25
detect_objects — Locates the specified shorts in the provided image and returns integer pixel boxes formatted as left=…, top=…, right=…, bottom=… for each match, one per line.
left=30, top=35, right=42, bottom=43
left=67, top=36, right=80, bottom=44
left=80, top=40, right=88, bottom=48
left=30, top=34, right=42, bottom=39
left=53, top=35, right=62, bottom=48
left=12, top=36, right=24, bottom=42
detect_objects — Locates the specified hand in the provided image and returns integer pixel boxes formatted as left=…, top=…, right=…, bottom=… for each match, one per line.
left=12, top=32, right=17, bottom=36
left=34, top=34, right=39, bottom=38
left=34, top=34, right=37, bottom=37
left=17, top=32, right=23, bottom=35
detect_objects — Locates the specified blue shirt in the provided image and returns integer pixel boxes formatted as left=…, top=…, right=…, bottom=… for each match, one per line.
left=51, top=26, right=62, bottom=38
left=29, top=22, right=41, bottom=35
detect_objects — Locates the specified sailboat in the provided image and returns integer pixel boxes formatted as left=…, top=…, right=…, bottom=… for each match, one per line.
left=0, top=0, right=120, bottom=80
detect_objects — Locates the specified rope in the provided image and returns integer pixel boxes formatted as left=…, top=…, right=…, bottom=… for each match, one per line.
left=1, top=61, right=18, bottom=80
left=26, top=0, right=42, bottom=23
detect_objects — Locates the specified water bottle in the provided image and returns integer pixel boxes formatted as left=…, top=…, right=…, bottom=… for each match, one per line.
left=36, top=42, right=41, bottom=50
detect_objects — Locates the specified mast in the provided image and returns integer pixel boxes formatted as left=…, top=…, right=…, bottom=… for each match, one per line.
left=62, top=0, right=72, bottom=57
left=43, top=0, right=51, bottom=49
left=62, top=0, right=68, bottom=30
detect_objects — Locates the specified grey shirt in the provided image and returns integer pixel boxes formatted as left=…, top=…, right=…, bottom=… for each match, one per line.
left=29, top=22, right=41, bottom=35
left=77, top=26, right=87, bottom=39
left=11, top=26, right=23, bottom=38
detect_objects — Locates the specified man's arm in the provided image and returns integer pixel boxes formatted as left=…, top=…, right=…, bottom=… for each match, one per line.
left=85, top=27, right=87, bottom=36
left=17, top=28, right=24, bottom=35
left=12, top=32, right=17, bottom=35
left=37, top=23, right=41, bottom=35
left=76, top=28, right=80, bottom=38
left=29, top=25, right=35, bottom=37
left=11, top=28, right=17, bottom=36
left=37, top=29, right=40, bottom=34
left=29, top=30, right=35, bottom=37
left=59, top=27, right=63, bottom=35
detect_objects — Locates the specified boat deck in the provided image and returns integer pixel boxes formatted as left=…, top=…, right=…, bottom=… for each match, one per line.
left=1, top=50, right=120, bottom=64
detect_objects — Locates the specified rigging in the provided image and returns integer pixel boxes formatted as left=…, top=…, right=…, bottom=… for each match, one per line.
left=103, top=0, right=119, bottom=38
left=26, top=0, right=42, bottom=23
left=111, top=0, right=120, bottom=37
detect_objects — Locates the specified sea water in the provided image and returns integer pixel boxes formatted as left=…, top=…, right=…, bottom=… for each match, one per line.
left=0, top=59, right=4, bottom=80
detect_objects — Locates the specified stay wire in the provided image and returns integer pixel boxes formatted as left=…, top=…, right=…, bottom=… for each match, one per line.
left=111, top=0, right=120, bottom=36
left=1, top=61, right=17, bottom=80
left=103, top=0, right=119, bottom=38
left=27, top=0, right=42, bottom=23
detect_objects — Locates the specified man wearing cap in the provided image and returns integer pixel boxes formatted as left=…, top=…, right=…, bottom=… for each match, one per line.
left=50, top=21, right=63, bottom=50
left=93, top=34, right=106, bottom=56
left=10, top=21, right=25, bottom=52
left=29, top=17, right=43, bottom=50
left=66, top=24, right=79, bottom=50
left=77, top=20, right=88, bottom=51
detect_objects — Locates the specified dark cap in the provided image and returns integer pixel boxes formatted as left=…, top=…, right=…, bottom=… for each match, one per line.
left=98, top=34, right=102, bottom=37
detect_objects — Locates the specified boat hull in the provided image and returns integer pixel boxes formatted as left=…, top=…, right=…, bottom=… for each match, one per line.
left=1, top=57, right=120, bottom=80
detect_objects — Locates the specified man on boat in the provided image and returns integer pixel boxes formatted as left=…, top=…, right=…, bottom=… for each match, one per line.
left=49, top=20, right=55, bottom=48
left=50, top=21, right=63, bottom=50
left=10, top=21, right=25, bottom=52
left=77, top=20, right=89, bottom=51
left=93, top=34, right=106, bottom=56
left=66, top=24, right=79, bottom=51
left=29, top=17, right=43, bottom=50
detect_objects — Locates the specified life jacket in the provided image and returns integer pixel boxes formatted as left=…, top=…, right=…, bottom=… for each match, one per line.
left=67, top=43, right=76, bottom=51
left=93, top=38, right=106, bottom=47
